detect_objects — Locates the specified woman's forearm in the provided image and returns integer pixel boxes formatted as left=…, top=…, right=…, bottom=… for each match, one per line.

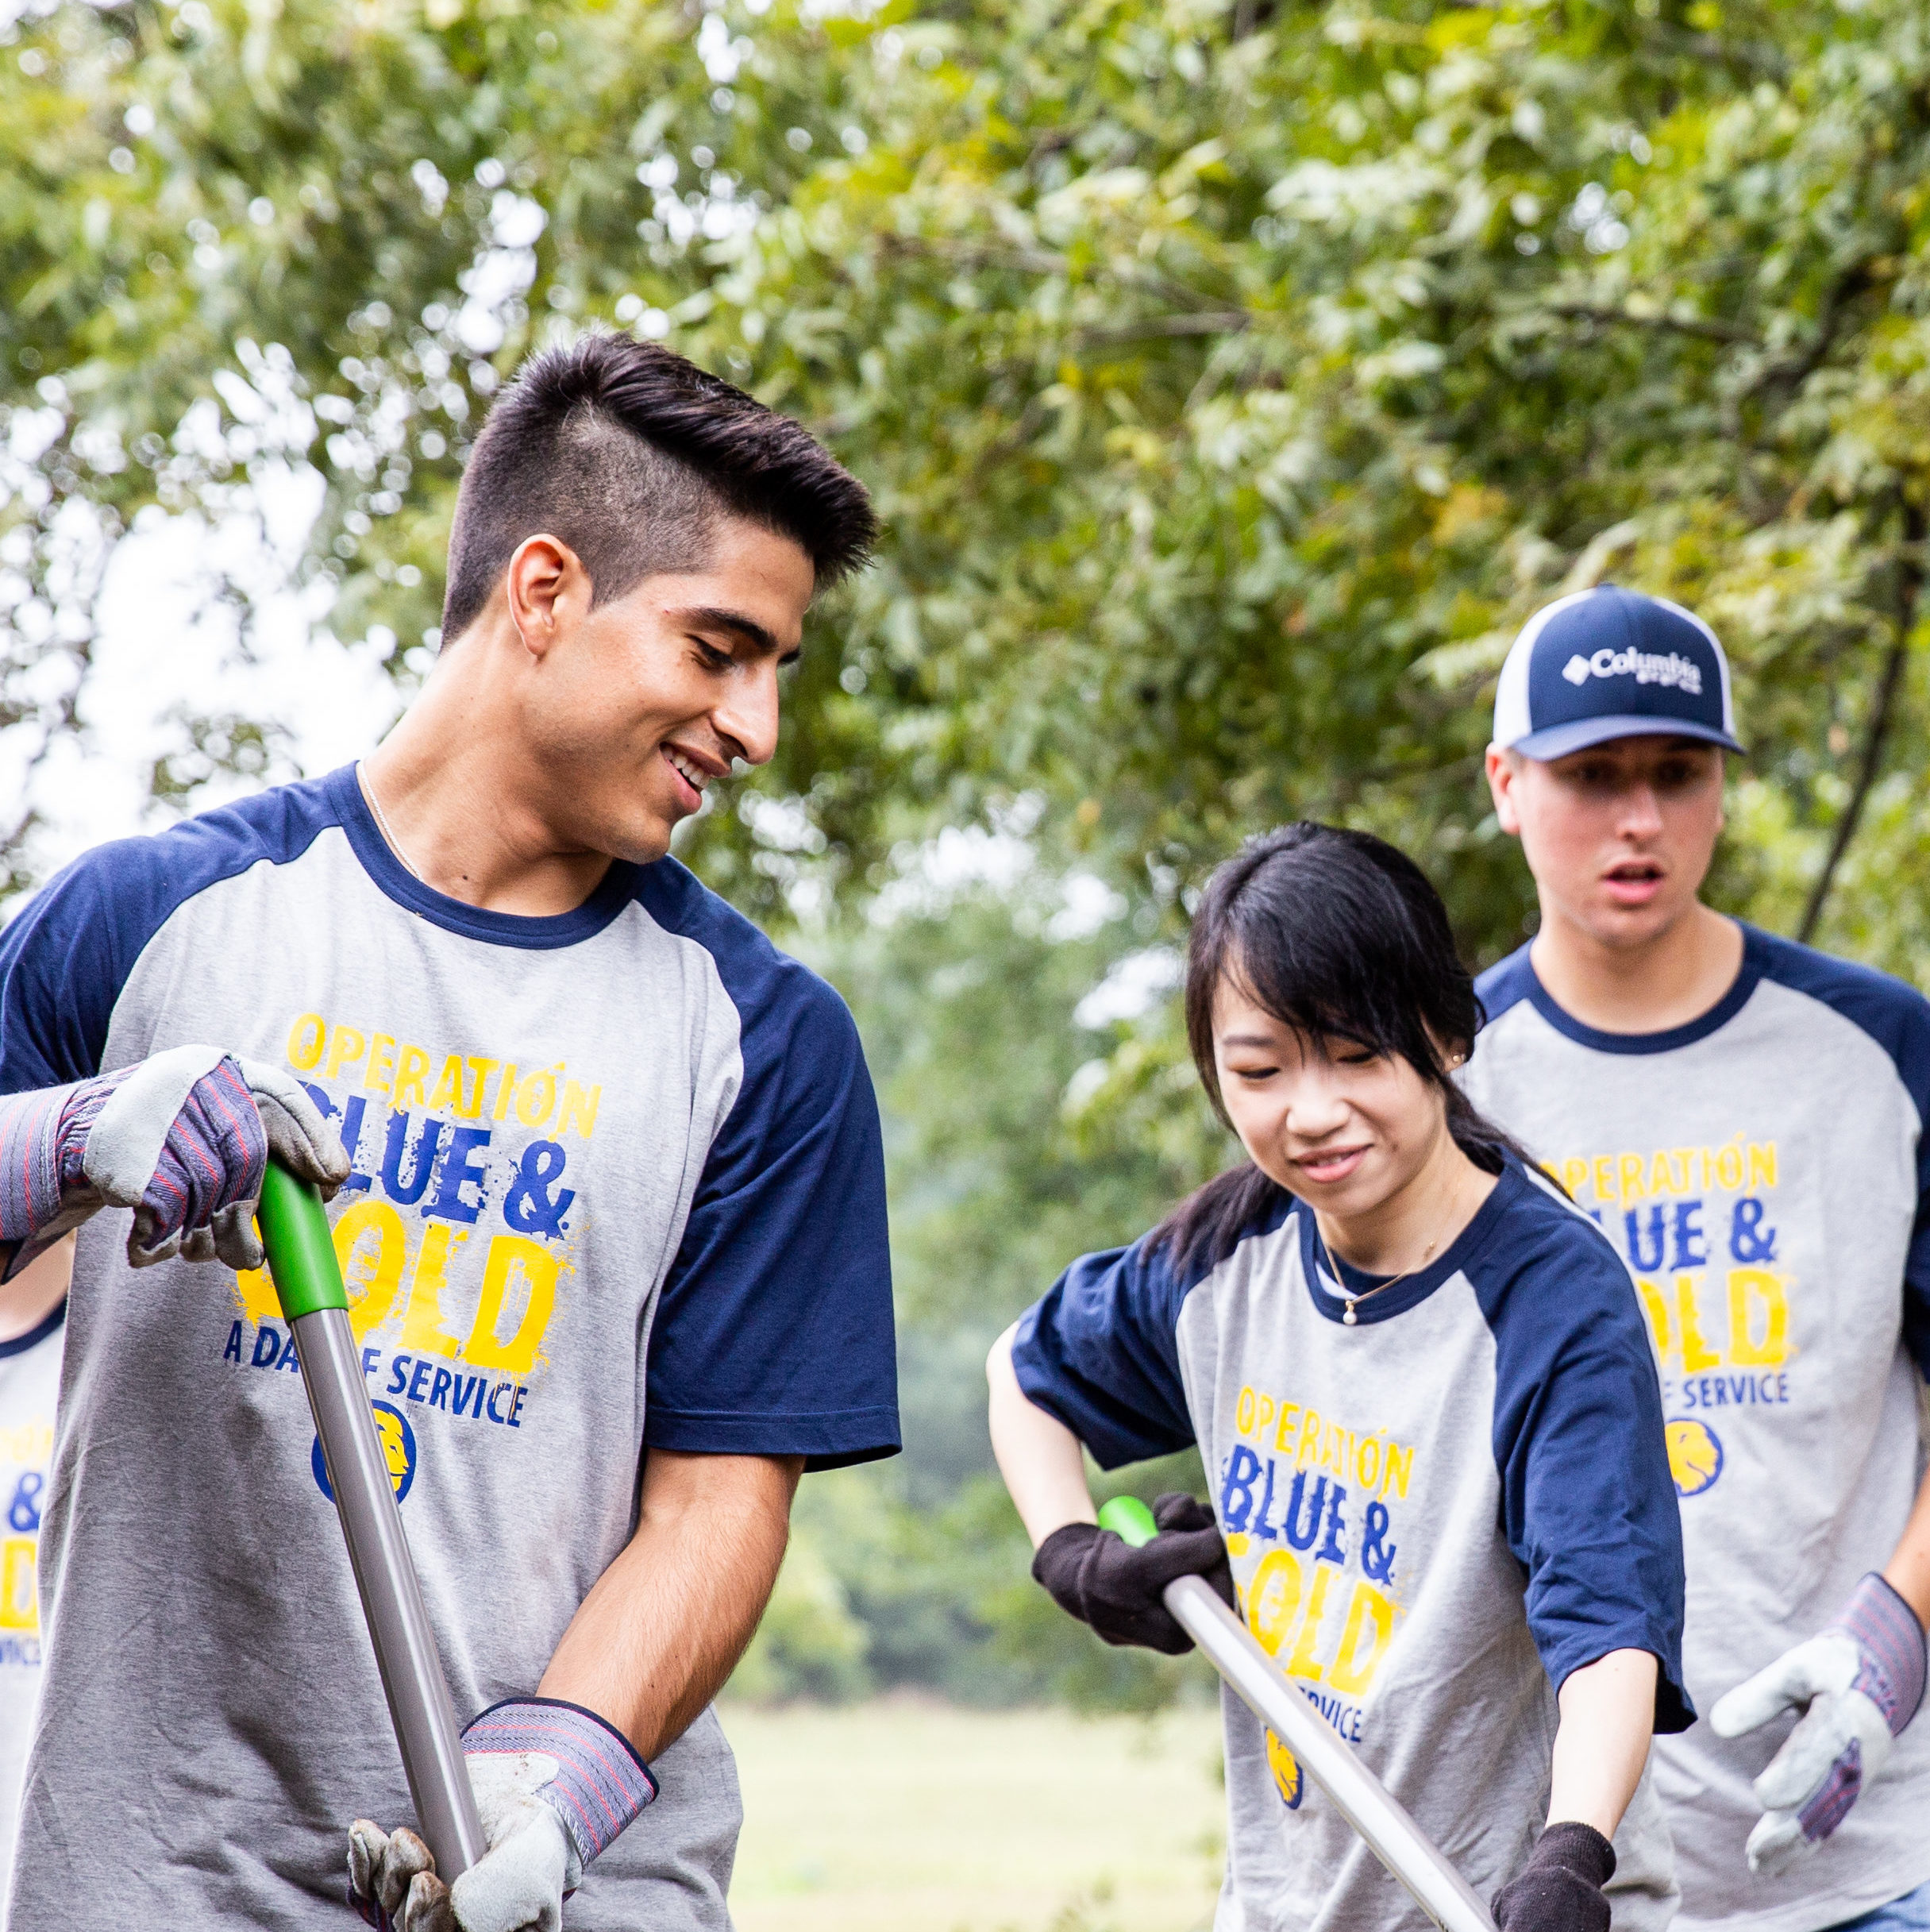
left=988, top=1323, right=1096, bottom=1548
left=1547, top=1647, right=1658, bottom=1837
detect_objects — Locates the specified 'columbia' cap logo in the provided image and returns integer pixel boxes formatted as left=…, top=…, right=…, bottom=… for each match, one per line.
left=1492, top=584, right=1743, bottom=759
left=1559, top=648, right=1704, bottom=696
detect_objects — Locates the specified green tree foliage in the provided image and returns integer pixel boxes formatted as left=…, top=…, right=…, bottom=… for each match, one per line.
left=700, top=0, right=1930, bottom=970
left=728, top=880, right=1217, bottom=1706
left=6, top=0, right=1928, bottom=964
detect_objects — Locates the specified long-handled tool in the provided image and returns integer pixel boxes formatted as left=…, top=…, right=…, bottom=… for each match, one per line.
left=259, top=1159, right=487, bottom=1882
left=1097, top=1495, right=1497, bottom=1932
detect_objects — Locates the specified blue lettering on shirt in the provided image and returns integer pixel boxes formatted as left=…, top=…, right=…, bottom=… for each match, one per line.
left=503, top=1141, right=573, bottom=1239
left=381, top=1111, right=445, bottom=1207
left=426, top=1125, right=491, bottom=1224
left=338, top=1094, right=373, bottom=1195
left=1670, top=1200, right=1707, bottom=1270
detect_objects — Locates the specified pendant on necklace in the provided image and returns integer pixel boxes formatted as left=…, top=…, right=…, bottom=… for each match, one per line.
left=1343, top=1302, right=1358, bottom=1326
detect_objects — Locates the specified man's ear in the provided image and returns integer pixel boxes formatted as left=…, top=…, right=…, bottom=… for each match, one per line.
left=503, top=533, right=591, bottom=659
left=1485, top=744, right=1524, bottom=837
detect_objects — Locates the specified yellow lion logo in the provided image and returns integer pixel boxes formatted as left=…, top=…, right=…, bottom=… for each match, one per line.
left=1666, top=1419, right=1723, bottom=1498
left=1266, top=1729, right=1304, bottom=1809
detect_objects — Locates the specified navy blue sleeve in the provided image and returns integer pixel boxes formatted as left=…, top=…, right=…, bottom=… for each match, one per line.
left=1473, top=942, right=1538, bottom=1033
left=639, top=864, right=898, bottom=1472
left=1011, top=1234, right=1196, bottom=1469
left=1474, top=1171, right=1693, bottom=1732
left=1751, top=929, right=1930, bottom=1379
left=0, top=777, right=341, bottom=1096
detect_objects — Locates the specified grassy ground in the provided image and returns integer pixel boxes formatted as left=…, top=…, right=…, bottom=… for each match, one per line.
left=721, top=1697, right=1226, bottom=1932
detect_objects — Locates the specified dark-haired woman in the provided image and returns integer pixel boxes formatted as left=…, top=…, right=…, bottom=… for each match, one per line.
left=988, top=823, right=1691, bottom=1932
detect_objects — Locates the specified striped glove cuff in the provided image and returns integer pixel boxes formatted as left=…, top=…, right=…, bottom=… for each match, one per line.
left=0, top=1079, right=97, bottom=1247
left=1833, top=1572, right=1927, bottom=1735
left=461, top=1697, right=658, bottom=1872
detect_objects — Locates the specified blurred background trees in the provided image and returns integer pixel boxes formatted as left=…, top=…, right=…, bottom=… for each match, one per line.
left=5, top=0, right=1928, bottom=1703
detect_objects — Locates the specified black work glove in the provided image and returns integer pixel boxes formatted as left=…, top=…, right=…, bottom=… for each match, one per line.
left=1493, top=1822, right=1616, bottom=1932
left=1030, top=1492, right=1235, bottom=1656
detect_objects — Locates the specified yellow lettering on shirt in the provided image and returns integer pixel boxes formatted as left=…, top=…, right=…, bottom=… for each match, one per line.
left=1246, top=1549, right=1304, bottom=1659
left=286, top=1012, right=326, bottom=1071
left=1327, top=1581, right=1396, bottom=1696
left=462, top=1059, right=499, bottom=1122
left=558, top=1080, right=601, bottom=1140
left=426, top=1054, right=466, bottom=1115
left=364, top=1035, right=398, bottom=1101
left=399, top=1225, right=468, bottom=1359
left=1634, top=1276, right=1672, bottom=1363
left=335, top=1199, right=408, bottom=1341
left=1728, top=1269, right=1789, bottom=1367
left=391, top=1045, right=431, bottom=1110
left=325, top=1025, right=367, bottom=1082
left=1676, top=1275, right=1720, bottom=1373
left=0, top=1537, right=37, bottom=1631
left=466, top=1236, right=560, bottom=1375
left=1285, top=1566, right=1335, bottom=1682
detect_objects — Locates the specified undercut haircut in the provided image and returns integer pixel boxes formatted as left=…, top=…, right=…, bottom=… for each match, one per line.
left=440, top=332, right=876, bottom=644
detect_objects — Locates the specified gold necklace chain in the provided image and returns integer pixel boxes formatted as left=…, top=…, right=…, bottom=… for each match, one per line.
left=357, top=764, right=426, bottom=884
left=1329, top=1068, right=1474, bottom=1326
left=1331, top=1166, right=1470, bottom=1325
left=1335, top=1240, right=1439, bottom=1325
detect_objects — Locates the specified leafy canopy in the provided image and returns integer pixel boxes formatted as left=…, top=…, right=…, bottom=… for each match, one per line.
left=4, top=0, right=1926, bottom=968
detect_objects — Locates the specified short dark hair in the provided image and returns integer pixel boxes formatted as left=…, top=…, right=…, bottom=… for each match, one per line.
left=441, top=333, right=876, bottom=643
left=1151, top=822, right=1538, bottom=1278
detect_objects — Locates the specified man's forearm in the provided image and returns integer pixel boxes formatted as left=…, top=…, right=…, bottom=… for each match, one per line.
left=538, top=1449, right=802, bottom=1760
left=1883, top=1459, right=1930, bottom=1629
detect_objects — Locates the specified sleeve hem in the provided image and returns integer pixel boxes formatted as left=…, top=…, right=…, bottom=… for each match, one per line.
left=645, top=1403, right=901, bottom=1469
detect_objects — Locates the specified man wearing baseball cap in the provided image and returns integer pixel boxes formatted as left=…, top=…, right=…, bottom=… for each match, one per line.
left=1460, top=584, right=1930, bottom=1932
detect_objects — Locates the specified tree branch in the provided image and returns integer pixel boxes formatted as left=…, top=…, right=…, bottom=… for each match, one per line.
left=876, top=233, right=1069, bottom=277
left=1077, top=311, right=1251, bottom=345
left=1544, top=302, right=1759, bottom=346
left=1739, top=259, right=1881, bottom=409
left=1798, top=500, right=1926, bottom=943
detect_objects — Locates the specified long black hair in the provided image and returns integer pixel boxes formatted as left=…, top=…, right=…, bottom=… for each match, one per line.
left=1150, top=822, right=1538, bottom=1278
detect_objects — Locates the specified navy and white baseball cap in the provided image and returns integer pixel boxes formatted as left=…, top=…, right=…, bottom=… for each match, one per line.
left=1493, top=584, right=1743, bottom=759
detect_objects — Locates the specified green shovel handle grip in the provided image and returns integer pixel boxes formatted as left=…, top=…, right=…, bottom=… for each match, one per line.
left=257, top=1162, right=348, bottom=1319
left=1097, top=1494, right=1158, bottom=1548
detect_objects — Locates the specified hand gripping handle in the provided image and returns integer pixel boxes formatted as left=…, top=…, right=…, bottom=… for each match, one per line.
left=259, top=1161, right=487, bottom=1880
left=1099, top=1496, right=1497, bottom=1932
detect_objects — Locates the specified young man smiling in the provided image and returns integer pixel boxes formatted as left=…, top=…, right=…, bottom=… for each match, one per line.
left=0, top=335, right=898, bottom=1932
left=1461, top=585, right=1930, bottom=1932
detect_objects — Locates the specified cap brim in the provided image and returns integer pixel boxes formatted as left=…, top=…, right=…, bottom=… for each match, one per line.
left=1509, top=715, right=1745, bottom=760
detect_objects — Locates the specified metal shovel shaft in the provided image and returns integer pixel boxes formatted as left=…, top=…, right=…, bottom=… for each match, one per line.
left=259, top=1163, right=487, bottom=1882
left=1098, top=1498, right=1497, bottom=1932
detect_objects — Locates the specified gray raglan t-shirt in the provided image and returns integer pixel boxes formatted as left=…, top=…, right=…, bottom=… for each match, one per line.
left=1013, top=1162, right=1690, bottom=1932
left=1464, top=927, right=1930, bottom=1932
left=0, top=768, right=899, bottom=1930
